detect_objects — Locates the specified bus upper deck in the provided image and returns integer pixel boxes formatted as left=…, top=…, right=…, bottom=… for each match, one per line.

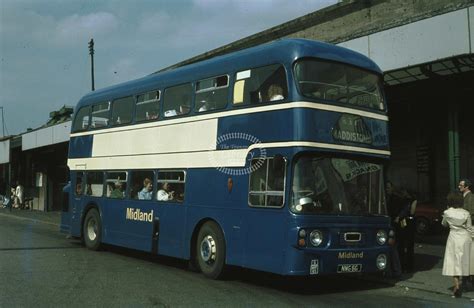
left=69, top=39, right=388, bottom=168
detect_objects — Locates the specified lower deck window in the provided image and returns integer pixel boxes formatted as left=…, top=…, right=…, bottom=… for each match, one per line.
left=249, top=157, right=286, bottom=207
left=157, top=171, right=185, bottom=202
left=106, top=171, right=127, bottom=199
left=86, top=172, right=104, bottom=197
left=130, top=170, right=154, bottom=200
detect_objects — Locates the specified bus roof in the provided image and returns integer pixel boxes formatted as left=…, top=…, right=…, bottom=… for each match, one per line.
left=77, top=38, right=382, bottom=107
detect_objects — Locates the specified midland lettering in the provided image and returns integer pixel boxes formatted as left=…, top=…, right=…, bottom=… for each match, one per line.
left=126, top=208, right=153, bottom=222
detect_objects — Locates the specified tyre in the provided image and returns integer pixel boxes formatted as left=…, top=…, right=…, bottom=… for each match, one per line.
left=415, top=217, right=430, bottom=235
left=196, top=221, right=226, bottom=279
left=83, top=208, right=102, bottom=250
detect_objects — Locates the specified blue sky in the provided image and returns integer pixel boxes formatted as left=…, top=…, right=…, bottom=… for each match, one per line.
left=0, top=0, right=337, bottom=135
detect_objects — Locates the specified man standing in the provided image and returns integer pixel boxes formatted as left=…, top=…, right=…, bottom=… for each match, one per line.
left=459, top=178, right=474, bottom=290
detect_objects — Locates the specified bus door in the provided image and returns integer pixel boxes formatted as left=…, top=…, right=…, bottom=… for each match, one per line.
left=71, top=172, right=85, bottom=236
left=155, top=170, right=187, bottom=258
left=244, top=157, right=287, bottom=272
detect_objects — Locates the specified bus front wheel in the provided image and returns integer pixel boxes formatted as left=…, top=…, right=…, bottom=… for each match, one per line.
left=196, top=221, right=226, bottom=279
left=83, top=208, right=102, bottom=251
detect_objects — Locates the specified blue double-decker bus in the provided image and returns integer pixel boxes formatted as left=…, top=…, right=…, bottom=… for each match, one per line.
left=62, top=39, right=392, bottom=279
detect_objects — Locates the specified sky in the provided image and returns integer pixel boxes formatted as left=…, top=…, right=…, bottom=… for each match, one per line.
left=0, top=0, right=337, bottom=135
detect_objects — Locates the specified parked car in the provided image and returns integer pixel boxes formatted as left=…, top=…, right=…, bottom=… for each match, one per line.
left=414, top=203, right=442, bottom=235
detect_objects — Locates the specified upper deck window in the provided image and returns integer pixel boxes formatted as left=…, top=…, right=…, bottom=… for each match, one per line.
left=111, top=96, right=134, bottom=126
left=195, top=75, right=228, bottom=112
left=135, top=90, right=160, bottom=122
left=233, top=64, right=287, bottom=105
left=294, top=60, right=384, bottom=111
left=163, top=83, right=193, bottom=118
left=72, top=106, right=91, bottom=132
left=91, top=102, right=110, bottom=129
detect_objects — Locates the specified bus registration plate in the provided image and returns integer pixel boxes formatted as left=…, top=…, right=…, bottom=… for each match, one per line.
left=337, top=264, right=362, bottom=273
left=310, top=259, right=319, bottom=275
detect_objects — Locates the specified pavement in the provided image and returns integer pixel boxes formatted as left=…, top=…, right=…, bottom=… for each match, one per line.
left=1, top=207, right=473, bottom=301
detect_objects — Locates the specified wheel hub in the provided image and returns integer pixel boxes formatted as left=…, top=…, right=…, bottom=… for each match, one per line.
left=87, top=218, right=97, bottom=241
left=200, top=235, right=216, bottom=263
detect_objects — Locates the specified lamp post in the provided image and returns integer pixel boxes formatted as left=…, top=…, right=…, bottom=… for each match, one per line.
left=0, top=107, right=5, bottom=137
left=88, top=39, right=95, bottom=91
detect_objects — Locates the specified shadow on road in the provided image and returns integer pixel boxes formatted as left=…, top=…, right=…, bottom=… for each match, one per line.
left=92, top=242, right=392, bottom=296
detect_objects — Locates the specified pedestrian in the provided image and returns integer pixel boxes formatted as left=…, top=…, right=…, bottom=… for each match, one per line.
left=385, top=181, right=402, bottom=277
left=386, top=182, right=415, bottom=273
left=458, top=178, right=474, bottom=290
left=442, top=191, right=472, bottom=298
left=396, top=189, right=417, bottom=273
left=15, top=181, right=24, bottom=209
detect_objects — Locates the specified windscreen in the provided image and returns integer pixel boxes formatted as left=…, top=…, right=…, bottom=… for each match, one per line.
left=294, top=59, right=384, bottom=111
left=291, top=155, right=386, bottom=216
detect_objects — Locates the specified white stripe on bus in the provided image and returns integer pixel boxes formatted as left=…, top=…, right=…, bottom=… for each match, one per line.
left=68, top=141, right=390, bottom=170
left=92, top=119, right=218, bottom=157
left=70, top=101, right=388, bottom=138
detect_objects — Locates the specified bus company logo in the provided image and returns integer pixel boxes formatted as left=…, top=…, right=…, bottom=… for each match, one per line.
left=332, top=114, right=372, bottom=144
left=338, top=251, right=364, bottom=259
left=209, top=132, right=267, bottom=176
left=126, top=208, right=153, bottom=223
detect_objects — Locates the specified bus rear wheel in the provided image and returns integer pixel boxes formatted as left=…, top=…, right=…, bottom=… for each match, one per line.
left=196, top=221, right=226, bottom=279
left=83, top=208, right=102, bottom=251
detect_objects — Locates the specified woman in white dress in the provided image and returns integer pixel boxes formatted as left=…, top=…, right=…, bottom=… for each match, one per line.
left=442, top=192, right=472, bottom=298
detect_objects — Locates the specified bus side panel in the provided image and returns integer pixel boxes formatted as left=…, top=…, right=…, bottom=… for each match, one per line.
left=184, top=168, right=288, bottom=274
left=156, top=200, right=187, bottom=258
left=242, top=208, right=287, bottom=274
left=217, top=108, right=389, bottom=151
left=184, top=168, right=247, bottom=265
left=101, top=198, right=156, bottom=252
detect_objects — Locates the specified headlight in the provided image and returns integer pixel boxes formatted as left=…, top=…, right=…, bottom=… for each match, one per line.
left=376, top=254, right=387, bottom=270
left=309, top=230, right=323, bottom=247
left=376, top=230, right=387, bottom=245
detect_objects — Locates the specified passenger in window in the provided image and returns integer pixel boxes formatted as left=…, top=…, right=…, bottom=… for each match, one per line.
left=110, top=181, right=124, bottom=199
left=268, top=84, right=285, bottom=101
left=179, top=105, right=190, bottom=115
left=198, top=100, right=209, bottom=112
left=86, top=184, right=93, bottom=196
left=146, top=111, right=158, bottom=120
left=157, top=182, right=175, bottom=201
left=138, top=178, right=153, bottom=200
left=76, top=183, right=82, bottom=195
left=164, top=109, right=178, bottom=117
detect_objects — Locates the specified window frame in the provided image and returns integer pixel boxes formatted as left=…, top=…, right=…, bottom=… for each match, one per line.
left=85, top=171, right=105, bottom=197
left=162, top=83, right=194, bottom=118
left=105, top=171, right=129, bottom=199
left=293, top=58, right=385, bottom=111
left=111, top=96, right=135, bottom=127
left=90, top=101, right=111, bottom=130
left=248, top=157, right=287, bottom=208
left=232, top=63, right=288, bottom=107
left=72, top=106, right=91, bottom=133
left=195, top=74, right=230, bottom=113
left=129, top=170, right=156, bottom=201
left=134, top=90, right=161, bottom=123
left=156, top=170, right=186, bottom=203
left=74, top=172, right=85, bottom=197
